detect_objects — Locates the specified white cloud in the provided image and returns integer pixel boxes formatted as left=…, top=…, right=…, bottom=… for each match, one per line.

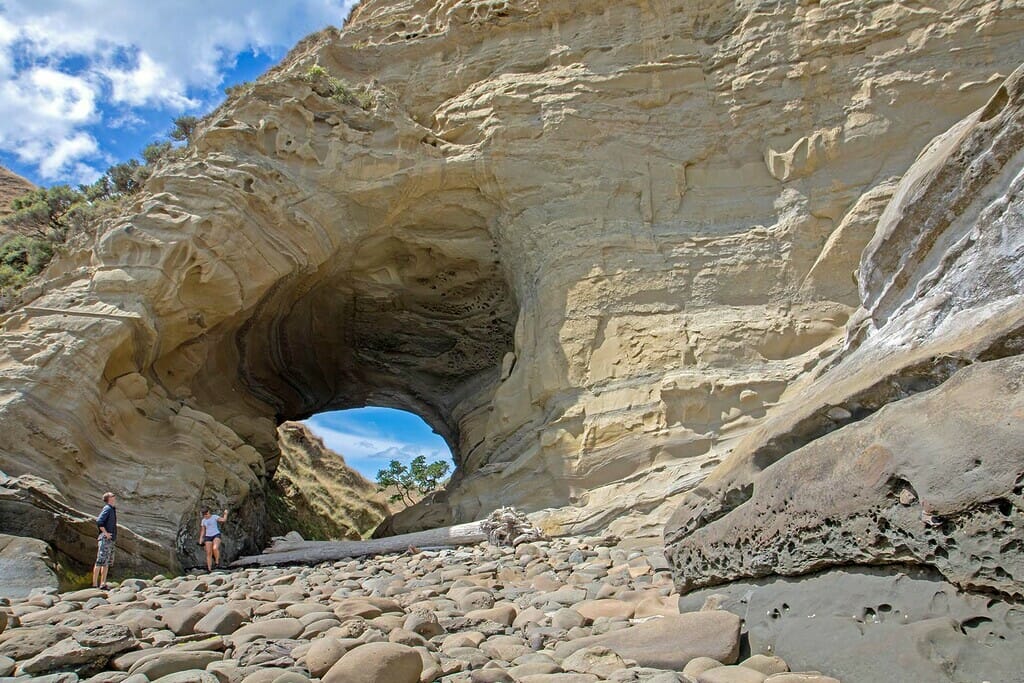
left=0, top=0, right=357, bottom=181
left=306, top=424, right=448, bottom=463
left=38, top=133, right=99, bottom=180
left=104, top=52, right=194, bottom=110
left=0, top=65, right=101, bottom=180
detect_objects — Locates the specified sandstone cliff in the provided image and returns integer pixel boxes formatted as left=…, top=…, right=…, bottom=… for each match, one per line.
left=266, top=421, right=390, bottom=541
left=0, top=0, right=1021, bottom=585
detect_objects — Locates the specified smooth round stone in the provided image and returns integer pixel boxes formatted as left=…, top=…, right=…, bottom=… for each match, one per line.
left=479, top=636, right=532, bottom=662
left=697, top=665, right=768, bottom=683
left=150, top=670, right=220, bottom=683
left=741, top=655, right=789, bottom=676
left=466, top=604, right=518, bottom=627
left=305, top=637, right=357, bottom=678
left=240, top=670, right=309, bottom=683
left=231, top=618, right=303, bottom=640
left=551, top=608, right=586, bottom=630
left=684, top=657, right=725, bottom=678
left=469, top=669, right=514, bottom=682
left=322, top=642, right=422, bottom=683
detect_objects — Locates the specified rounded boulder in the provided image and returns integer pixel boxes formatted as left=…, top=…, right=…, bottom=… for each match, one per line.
left=322, top=642, right=421, bottom=683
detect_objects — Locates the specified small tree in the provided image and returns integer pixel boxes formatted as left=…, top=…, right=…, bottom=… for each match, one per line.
left=105, top=159, right=144, bottom=196
left=376, top=456, right=450, bottom=507
left=141, top=141, right=174, bottom=165
left=2, top=185, right=84, bottom=242
left=170, top=115, right=200, bottom=142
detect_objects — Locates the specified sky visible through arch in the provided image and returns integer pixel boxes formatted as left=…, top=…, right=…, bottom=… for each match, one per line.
left=304, top=408, right=454, bottom=481
left=0, top=0, right=358, bottom=185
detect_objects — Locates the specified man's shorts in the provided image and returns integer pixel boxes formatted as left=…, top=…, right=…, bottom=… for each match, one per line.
left=96, top=535, right=115, bottom=567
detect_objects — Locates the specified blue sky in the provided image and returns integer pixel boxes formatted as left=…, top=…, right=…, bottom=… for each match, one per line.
left=0, top=0, right=358, bottom=185
left=305, top=408, right=454, bottom=481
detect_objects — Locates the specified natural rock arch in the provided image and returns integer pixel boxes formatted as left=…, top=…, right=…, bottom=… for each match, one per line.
left=2, top=0, right=1024, bottom=574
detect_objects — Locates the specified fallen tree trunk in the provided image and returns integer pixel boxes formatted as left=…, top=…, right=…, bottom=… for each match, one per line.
left=231, top=521, right=488, bottom=567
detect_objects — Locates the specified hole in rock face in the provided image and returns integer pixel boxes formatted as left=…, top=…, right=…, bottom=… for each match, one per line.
left=202, top=224, right=519, bottom=522
left=303, top=407, right=455, bottom=482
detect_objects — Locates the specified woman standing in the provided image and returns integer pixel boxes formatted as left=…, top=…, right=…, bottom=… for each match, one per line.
left=199, top=507, right=228, bottom=571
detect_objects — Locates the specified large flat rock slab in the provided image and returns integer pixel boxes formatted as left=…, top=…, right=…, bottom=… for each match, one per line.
left=0, top=534, right=57, bottom=600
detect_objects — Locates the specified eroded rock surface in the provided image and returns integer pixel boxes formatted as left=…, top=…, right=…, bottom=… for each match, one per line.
left=1, top=0, right=1023, bottom=571
left=0, top=165, right=33, bottom=219
left=679, top=566, right=1024, bottom=683
left=0, top=534, right=57, bottom=600
left=665, top=63, right=1024, bottom=595
left=663, top=54, right=1024, bottom=683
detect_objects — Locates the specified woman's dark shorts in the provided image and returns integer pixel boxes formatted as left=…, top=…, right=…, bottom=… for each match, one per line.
left=203, top=533, right=222, bottom=544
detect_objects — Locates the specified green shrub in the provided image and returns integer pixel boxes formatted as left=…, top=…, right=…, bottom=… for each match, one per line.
left=224, top=81, right=253, bottom=98
left=376, top=456, right=450, bottom=506
left=170, top=115, right=200, bottom=142
left=301, top=64, right=374, bottom=109
left=303, top=64, right=328, bottom=80
left=0, top=236, right=54, bottom=292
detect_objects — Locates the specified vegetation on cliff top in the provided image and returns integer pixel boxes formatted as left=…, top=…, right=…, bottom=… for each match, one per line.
left=0, top=116, right=199, bottom=300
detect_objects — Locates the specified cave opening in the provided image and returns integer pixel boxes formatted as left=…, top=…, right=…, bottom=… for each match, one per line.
left=194, top=222, right=520, bottom=542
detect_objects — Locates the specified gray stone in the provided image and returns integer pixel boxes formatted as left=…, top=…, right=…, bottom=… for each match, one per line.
left=555, top=612, right=741, bottom=670
left=150, top=671, right=221, bottom=683
left=18, top=623, right=136, bottom=675
left=0, top=535, right=58, bottom=600
left=231, top=618, right=303, bottom=640
left=128, top=651, right=224, bottom=680
left=194, top=607, right=247, bottom=636
left=560, top=646, right=626, bottom=678
left=683, top=657, right=724, bottom=678
left=305, top=637, right=355, bottom=678
left=740, top=655, right=787, bottom=676
left=159, top=605, right=204, bottom=636
left=697, top=666, right=766, bottom=683
left=679, top=566, right=1024, bottom=683
left=0, top=625, right=72, bottom=660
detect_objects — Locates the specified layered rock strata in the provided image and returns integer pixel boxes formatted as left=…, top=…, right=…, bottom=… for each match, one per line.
left=664, top=62, right=1024, bottom=682
left=1, top=0, right=1023, bottom=571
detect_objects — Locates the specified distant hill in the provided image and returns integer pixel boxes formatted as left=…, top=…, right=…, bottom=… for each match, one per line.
left=266, top=421, right=393, bottom=540
left=0, top=166, right=34, bottom=221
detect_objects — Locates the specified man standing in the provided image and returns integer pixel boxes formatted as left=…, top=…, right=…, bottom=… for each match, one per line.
left=93, top=492, right=117, bottom=589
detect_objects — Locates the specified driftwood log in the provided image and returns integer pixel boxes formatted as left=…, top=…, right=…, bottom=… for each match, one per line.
left=231, top=521, right=489, bottom=567
left=232, top=507, right=546, bottom=567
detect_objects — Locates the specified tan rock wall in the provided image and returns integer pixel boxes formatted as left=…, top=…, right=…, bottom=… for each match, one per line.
left=665, top=63, right=1024, bottom=597
left=1, top=0, right=1023, bottom=566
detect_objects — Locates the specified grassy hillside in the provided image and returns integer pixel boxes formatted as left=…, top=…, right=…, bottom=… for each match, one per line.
left=266, top=421, right=393, bottom=540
